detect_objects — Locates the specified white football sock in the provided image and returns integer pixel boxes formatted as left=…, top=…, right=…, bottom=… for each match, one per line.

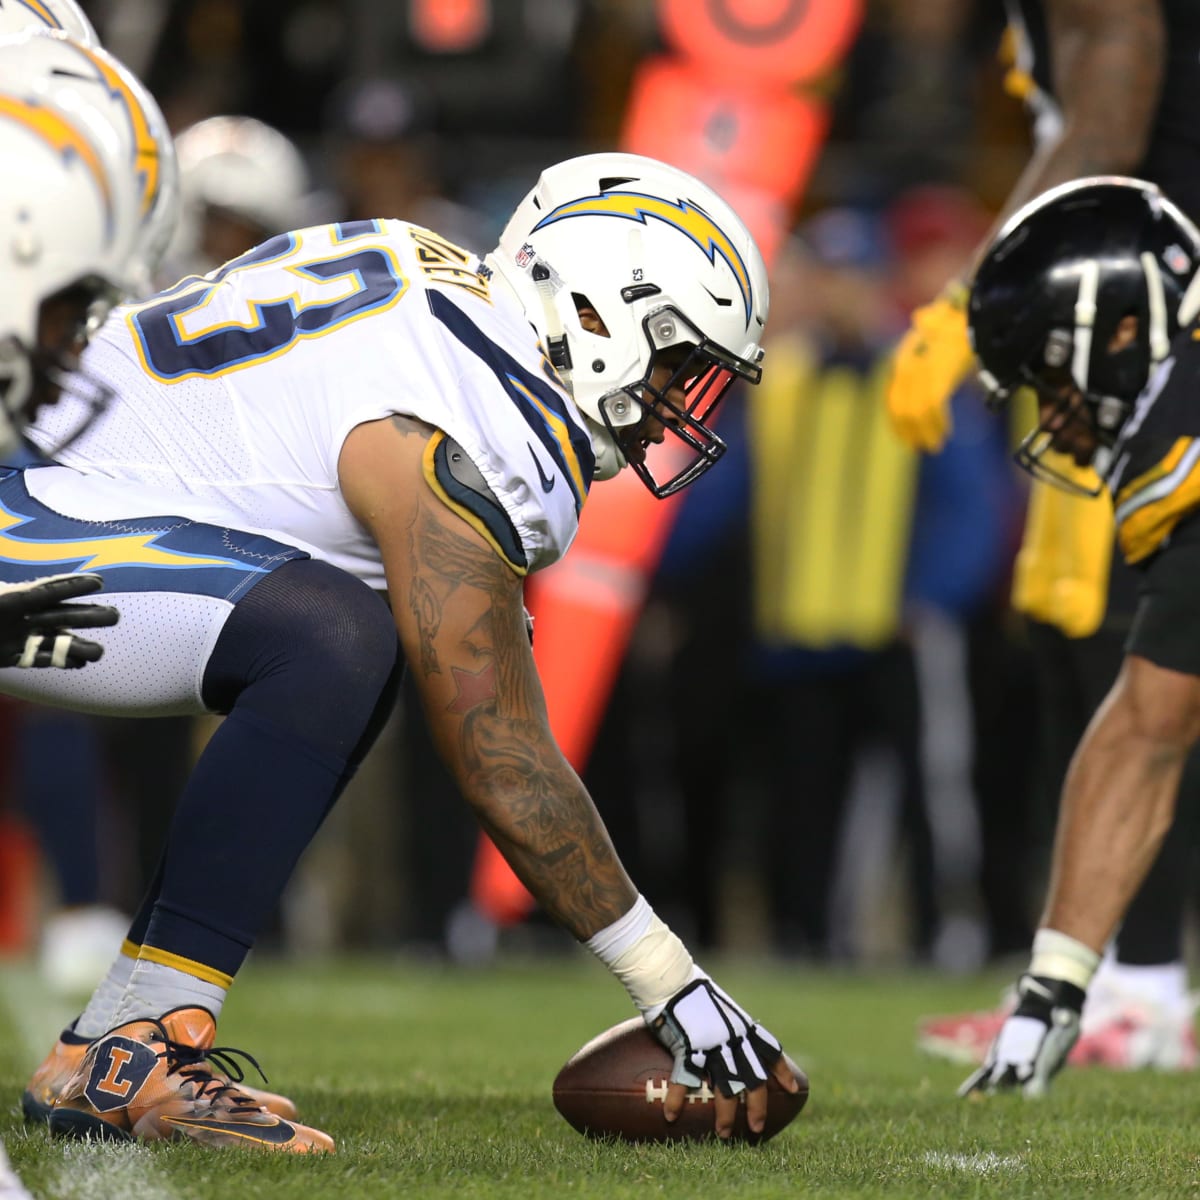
left=74, top=952, right=137, bottom=1039
left=107, top=959, right=227, bottom=1028
left=1107, top=960, right=1189, bottom=1010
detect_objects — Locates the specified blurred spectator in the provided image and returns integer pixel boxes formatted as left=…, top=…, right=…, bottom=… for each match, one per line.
left=887, top=185, right=1035, bottom=966
left=822, top=0, right=996, bottom=201
left=161, top=114, right=312, bottom=282
left=322, top=75, right=493, bottom=250
left=11, top=709, right=126, bottom=994
left=737, top=210, right=938, bottom=960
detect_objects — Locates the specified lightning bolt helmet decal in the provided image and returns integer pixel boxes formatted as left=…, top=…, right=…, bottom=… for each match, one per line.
left=531, top=190, right=754, bottom=326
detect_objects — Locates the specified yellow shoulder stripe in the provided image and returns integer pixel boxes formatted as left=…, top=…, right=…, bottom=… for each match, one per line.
left=422, top=432, right=528, bottom=577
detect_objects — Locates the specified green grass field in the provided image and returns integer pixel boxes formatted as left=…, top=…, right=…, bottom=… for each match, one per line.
left=1, top=954, right=1196, bottom=1199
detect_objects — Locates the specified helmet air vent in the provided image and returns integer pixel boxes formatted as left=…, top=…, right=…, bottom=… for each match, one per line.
left=620, top=283, right=661, bottom=303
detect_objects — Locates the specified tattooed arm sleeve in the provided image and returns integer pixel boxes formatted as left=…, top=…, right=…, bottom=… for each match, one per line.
left=338, top=415, right=638, bottom=940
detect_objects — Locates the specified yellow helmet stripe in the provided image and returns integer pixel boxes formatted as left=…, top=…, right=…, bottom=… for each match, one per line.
left=14, top=0, right=63, bottom=27
left=82, top=46, right=160, bottom=220
left=532, top=190, right=753, bottom=324
left=0, top=94, right=112, bottom=238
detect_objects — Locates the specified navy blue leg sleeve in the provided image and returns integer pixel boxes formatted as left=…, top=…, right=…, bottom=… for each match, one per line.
left=133, top=559, right=402, bottom=976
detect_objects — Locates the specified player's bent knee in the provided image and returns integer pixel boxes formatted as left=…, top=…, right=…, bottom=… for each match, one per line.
left=1116, top=654, right=1200, bottom=748
left=203, top=558, right=399, bottom=718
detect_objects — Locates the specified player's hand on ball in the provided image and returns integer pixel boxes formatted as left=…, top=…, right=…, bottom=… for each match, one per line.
left=886, top=281, right=975, bottom=452
left=646, top=970, right=797, bottom=1139
left=0, top=573, right=118, bottom=669
left=958, top=974, right=1085, bottom=1098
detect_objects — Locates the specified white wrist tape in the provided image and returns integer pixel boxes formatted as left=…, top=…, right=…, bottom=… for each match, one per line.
left=586, top=895, right=695, bottom=1013
left=1030, top=928, right=1101, bottom=991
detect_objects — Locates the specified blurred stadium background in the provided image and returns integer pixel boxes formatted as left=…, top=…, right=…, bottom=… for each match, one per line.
left=1, top=0, right=1084, bottom=998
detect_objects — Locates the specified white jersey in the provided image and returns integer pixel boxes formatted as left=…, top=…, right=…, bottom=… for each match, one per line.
left=29, top=219, right=597, bottom=589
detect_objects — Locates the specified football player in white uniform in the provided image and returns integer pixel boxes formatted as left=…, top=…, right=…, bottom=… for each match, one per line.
left=0, top=20, right=170, bottom=674
left=0, top=11, right=168, bottom=1195
left=8, top=151, right=794, bottom=1152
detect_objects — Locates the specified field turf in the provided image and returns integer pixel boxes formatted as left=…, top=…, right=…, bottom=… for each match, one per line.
left=0, top=955, right=1196, bottom=1198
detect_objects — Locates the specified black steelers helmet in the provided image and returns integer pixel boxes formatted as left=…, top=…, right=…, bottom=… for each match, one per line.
left=968, top=176, right=1200, bottom=492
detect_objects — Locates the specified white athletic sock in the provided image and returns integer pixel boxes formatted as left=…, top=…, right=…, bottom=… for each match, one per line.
left=1106, top=960, right=1190, bottom=1011
left=74, top=951, right=137, bottom=1039
left=107, top=960, right=228, bottom=1029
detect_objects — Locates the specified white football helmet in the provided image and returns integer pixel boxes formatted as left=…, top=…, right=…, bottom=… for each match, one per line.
left=0, top=31, right=179, bottom=297
left=166, top=115, right=309, bottom=277
left=0, top=0, right=98, bottom=45
left=485, top=152, right=769, bottom=496
left=0, top=84, right=138, bottom=457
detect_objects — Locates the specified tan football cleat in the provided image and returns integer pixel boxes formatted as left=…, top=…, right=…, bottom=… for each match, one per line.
left=47, top=1007, right=332, bottom=1153
left=23, top=1020, right=299, bottom=1124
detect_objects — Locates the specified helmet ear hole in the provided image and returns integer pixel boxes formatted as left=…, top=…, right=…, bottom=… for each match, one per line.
left=573, top=294, right=610, bottom=338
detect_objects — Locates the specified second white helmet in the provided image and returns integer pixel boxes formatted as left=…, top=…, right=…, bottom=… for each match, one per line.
left=0, top=30, right=178, bottom=296
left=0, top=81, right=141, bottom=454
left=0, top=0, right=98, bottom=44
left=166, top=115, right=309, bottom=278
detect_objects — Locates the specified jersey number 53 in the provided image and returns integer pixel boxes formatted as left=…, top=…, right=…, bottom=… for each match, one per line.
left=126, top=221, right=409, bottom=382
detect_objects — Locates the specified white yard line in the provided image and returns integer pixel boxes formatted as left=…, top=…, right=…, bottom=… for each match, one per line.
left=0, top=968, right=184, bottom=1200
left=40, top=1144, right=181, bottom=1200
left=922, top=1150, right=1026, bottom=1175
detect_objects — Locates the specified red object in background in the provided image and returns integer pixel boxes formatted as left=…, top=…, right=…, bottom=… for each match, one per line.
left=0, top=814, right=39, bottom=953
left=658, top=0, right=863, bottom=86
left=0, top=697, right=39, bottom=953
left=408, top=0, right=491, bottom=53
left=620, top=56, right=828, bottom=207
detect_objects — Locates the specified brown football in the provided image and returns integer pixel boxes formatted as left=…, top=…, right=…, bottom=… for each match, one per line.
left=552, top=1017, right=808, bottom=1144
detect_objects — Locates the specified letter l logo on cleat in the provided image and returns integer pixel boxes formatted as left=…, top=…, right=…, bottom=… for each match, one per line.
left=85, top=1037, right=160, bottom=1112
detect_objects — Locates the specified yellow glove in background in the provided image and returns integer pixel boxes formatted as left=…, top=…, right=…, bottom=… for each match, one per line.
left=886, top=281, right=976, bottom=453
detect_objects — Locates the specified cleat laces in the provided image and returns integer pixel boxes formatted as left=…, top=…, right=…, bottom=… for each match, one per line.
left=152, top=1022, right=274, bottom=1114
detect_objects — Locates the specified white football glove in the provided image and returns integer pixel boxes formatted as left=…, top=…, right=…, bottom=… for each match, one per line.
left=0, top=573, right=118, bottom=669
left=645, top=969, right=783, bottom=1097
left=958, top=974, right=1085, bottom=1098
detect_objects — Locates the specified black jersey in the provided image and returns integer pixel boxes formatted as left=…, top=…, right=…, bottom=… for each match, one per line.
left=1106, top=320, right=1200, bottom=563
left=1005, top=0, right=1200, bottom=222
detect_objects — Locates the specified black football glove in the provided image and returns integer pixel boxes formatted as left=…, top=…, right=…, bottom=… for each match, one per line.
left=958, top=973, right=1085, bottom=1098
left=0, top=573, right=118, bottom=669
left=646, top=972, right=784, bottom=1097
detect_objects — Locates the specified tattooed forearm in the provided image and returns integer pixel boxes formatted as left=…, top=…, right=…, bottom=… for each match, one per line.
left=407, top=490, right=637, bottom=939
left=409, top=574, right=442, bottom=675
left=469, top=726, right=636, bottom=940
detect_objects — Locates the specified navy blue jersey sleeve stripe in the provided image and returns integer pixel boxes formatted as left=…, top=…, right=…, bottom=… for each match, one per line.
left=426, top=290, right=594, bottom=511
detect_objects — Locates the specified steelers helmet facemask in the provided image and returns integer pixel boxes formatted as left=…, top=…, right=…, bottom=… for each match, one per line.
left=969, top=175, right=1200, bottom=494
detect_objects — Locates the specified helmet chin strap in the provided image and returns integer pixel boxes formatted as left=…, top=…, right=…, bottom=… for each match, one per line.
left=484, top=250, right=631, bottom=482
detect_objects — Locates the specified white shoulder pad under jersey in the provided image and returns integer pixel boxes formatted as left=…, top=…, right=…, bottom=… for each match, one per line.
left=29, top=219, right=597, bottom=587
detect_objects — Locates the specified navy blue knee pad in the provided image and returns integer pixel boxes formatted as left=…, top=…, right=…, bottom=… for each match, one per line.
left=202, top=558, right=402, bottom=766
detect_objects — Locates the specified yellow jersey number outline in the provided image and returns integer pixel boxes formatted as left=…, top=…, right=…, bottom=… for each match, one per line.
left=127, top=223, right=410, bottom=383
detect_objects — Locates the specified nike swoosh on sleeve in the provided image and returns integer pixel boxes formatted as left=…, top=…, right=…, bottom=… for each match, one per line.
left=527, top=444, right=556, bottom=493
